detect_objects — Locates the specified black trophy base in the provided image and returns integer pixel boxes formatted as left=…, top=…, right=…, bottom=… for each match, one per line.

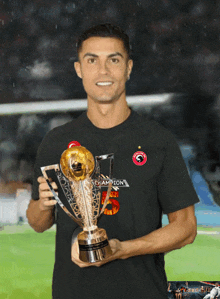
left=77, top=228, right=112, bottom=263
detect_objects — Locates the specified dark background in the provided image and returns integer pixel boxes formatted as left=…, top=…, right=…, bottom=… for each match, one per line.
left=1, top=0, right=220, bottom=101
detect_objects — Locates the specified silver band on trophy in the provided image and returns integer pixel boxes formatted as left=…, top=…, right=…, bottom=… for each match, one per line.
left=41, top=146, right=114, bottom=263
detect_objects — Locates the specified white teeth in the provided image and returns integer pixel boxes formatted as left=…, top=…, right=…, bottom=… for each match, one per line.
left=96, top=82, right=112, bottom=86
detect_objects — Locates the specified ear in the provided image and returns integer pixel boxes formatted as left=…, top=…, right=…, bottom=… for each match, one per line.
left=127, top=59, right=133, bottom=78
left=74, top=61, right=82, bottom=79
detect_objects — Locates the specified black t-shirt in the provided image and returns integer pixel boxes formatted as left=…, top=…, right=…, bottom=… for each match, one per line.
left=32, top=110, right=199, bottom=299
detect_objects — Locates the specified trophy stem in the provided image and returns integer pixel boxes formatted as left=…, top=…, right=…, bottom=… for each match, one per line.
left=80, top=180, right=94, bottom=231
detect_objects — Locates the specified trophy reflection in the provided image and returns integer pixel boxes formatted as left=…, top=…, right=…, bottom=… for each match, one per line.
left=41, top=144, right=114, bottom=263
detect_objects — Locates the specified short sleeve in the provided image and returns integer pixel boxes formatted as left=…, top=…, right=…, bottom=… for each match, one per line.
left=31, top=138, right=46, bottom=201
left=157, top=132, right=199, bottom=214
left=31, top=129, right=57, bottom=201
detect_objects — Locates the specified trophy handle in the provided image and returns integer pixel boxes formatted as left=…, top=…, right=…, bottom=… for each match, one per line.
left=41, top=165, right=83, bottom=227
left=95, top=153, right=114, bottom=179
left=94, top=154, right=114, bottom=216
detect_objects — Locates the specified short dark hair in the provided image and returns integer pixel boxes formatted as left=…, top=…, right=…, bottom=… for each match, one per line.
left=76, top=23, right=131, bottom=58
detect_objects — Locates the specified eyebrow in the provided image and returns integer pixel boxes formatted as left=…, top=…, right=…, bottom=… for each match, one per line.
left=83, top=52, right=124, bottom=59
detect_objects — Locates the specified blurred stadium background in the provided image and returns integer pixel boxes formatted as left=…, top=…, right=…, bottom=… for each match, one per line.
left=1, top=0, right=220, bottom=298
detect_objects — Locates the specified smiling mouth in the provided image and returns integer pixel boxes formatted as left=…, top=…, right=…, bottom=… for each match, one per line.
left=96, top=82, right=113, bottom=86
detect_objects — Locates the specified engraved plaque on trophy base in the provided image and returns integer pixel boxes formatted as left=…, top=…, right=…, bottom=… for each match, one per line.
left=78, top=228, right=112, bottom=263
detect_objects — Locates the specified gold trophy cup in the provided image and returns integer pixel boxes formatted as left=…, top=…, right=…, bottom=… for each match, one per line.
left=41, top=145, right=114, bottom=263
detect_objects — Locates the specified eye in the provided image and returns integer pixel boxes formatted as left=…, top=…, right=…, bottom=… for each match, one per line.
left=111, top=58, right=119, bottom=64
left=88, top=58, right=96, bottom=64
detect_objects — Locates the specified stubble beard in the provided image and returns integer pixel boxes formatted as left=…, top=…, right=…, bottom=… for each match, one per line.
left=88, top=87, right=126, bottom=105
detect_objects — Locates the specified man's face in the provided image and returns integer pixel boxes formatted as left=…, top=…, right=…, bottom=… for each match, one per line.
left=74, top=37, right=133, bottom=103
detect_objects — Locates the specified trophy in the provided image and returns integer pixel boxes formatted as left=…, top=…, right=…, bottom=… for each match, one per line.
left=41, top=143, right=114, bottom=263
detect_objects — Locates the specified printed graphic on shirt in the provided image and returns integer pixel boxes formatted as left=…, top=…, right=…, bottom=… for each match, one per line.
left=93, top=176, right=129, bottom=190
left=101, top=191, right=120, bottom=215
left=95, top=176, right=129, bottom=216
left=93, top=154, right=129, bottom=216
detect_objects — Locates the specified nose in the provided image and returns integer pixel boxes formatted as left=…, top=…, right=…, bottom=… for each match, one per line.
left=98, top=60, right=109, bottom=75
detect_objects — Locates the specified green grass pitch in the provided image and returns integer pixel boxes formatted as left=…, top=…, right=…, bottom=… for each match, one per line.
left=0, top=225, right=55, bottom=299
left=0, top=225, right=219, bottom=298
left=165, top=226, right=220, bottom=280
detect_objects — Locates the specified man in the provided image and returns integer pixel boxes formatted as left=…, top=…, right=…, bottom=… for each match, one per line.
left=26, top=23, right=199, bottom=299
left=203, top=283, right=220, bottom=299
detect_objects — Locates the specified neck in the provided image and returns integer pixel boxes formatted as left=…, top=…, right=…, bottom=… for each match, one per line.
left=87, top=97, right=131, bottom=129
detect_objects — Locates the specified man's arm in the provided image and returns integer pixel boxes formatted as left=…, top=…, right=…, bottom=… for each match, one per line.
left=26, top=177, right=57, bottom=233
left=71, top=204, right=197, bottom=267
left=120, top=204, right=197, bottom=258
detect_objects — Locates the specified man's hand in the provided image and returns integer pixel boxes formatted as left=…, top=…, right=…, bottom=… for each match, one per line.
left=71, top=239, right=123, bottom=268
left=38, top=176, right=57, bottom=211
left=26, top=176, right=58, bottom=232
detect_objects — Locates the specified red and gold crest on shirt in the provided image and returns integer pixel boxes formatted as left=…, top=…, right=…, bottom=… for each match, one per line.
left=132, top=146, right=147, bottom=166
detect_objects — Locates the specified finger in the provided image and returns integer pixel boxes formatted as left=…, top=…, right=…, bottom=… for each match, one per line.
left=71, top=240, right=79, bottom=258
left=71, top=250, right=106, bottom=268
left=39, top=190, right=56, bottom=199
left=108, top=239, right=121, bottom=256
left=37, top=176, right=47, bottom=183
left=38, top=176, right=58, bottom=186
left=43, top=199, right=57, bottom=206
left=39, top=182, right=58, bottom=191
left=39, top=198, right=56, bottom=211
left=39, top=182, right=50, bottom=191
left=74, top=256, right=94, bottom=268
left=71, top=241, right=90, bottom=267
left=50, top=182, right=58, bottom=189
left=71, top=252, right=106, bottom=268
left=71, top=252, right=90, bottom=268
left=71, top=255, right=89, bottom=268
